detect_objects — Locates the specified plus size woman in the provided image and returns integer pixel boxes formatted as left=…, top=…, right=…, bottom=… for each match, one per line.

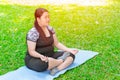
left=24, top=8, right=78, bottom=75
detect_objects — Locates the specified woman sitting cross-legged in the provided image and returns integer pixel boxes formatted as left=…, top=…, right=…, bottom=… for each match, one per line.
left=24, top=8, right=78, bottom=76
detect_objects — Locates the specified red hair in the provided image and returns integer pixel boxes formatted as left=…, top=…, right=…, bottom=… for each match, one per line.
left=34, top=8, right=48, bottom=41
left=34, top=8, right=48, bottom=20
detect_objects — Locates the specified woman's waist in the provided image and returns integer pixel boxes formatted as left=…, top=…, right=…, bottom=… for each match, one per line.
left=36, top=46, right=54, bottom=56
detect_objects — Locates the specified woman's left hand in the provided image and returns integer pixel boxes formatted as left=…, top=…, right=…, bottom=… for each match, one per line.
left=69, top=49, right=79, bottom=55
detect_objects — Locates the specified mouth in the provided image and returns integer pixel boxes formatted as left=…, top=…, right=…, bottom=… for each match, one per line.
left=47, top=21, right=50, bottom=24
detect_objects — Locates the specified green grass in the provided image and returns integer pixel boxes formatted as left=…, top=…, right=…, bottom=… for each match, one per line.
left=0, top=0, right=120, bottom=80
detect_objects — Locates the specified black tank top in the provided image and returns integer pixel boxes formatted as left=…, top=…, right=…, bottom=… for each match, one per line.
left=35, top=29, right=54, bottom=57
left=27, top=27, right=55, bottom=57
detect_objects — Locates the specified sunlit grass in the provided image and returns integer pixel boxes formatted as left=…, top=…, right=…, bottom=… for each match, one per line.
left=77, top=0, right=108, bottom=6
left=0, top=0, right=120, bottom=80
left=0, top=0, right=110, bottom=6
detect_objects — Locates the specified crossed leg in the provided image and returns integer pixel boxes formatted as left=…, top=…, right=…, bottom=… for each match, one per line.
left=49, top=56, right=74, bottom=75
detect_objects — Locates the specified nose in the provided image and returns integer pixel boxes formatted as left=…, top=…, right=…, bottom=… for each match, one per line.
left=47, top=18, right=50, bottom=23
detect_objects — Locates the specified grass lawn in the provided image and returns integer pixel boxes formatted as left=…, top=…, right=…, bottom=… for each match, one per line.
left=0, top=0, right=120, bottom=80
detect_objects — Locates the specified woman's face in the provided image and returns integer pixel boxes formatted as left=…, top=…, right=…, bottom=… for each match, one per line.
left=37, top=12, right=50, bottom=27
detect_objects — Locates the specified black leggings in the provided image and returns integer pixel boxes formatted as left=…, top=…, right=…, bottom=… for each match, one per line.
left=24, top=51, right=75, bottom=72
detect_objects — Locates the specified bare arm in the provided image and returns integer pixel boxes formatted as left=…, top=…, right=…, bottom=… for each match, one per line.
left=27, top=40, right=48, bottom=61
left=53, top=34, right=78, bottom=55
left=27, top=40, right=42, bottom=58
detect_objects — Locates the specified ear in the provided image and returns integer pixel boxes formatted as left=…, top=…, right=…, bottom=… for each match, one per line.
left=37, top=17, right=40, bottom=22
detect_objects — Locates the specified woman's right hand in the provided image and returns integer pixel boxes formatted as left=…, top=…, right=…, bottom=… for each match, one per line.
left=69, top=49, right=79, bottom=55
left=39, top=55, right=48, bottom=62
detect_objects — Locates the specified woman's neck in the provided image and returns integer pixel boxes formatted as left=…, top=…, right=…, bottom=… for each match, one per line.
left=38, top=22, right=50, bottom=37
left=38, top=23, right=47, bottom=30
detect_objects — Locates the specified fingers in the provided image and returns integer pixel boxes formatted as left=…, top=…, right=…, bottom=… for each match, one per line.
left=44, top=56, right=48, bottom=62
left=74, top=50, right=79, bottom=53
left=40, top=55, right=48, bottom=62
left=71, top=49, right=79, bottom=55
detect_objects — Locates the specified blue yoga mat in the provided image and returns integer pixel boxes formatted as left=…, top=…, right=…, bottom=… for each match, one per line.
left=0, top=50, right=98, bottom=80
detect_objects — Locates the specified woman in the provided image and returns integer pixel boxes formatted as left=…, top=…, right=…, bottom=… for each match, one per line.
left=24, top=8, right=78, bottom=75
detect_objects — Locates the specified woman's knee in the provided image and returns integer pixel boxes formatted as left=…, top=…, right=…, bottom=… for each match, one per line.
left=26, top=58, right=48, bottom=72
left=69, top=53, right=75, bottom=61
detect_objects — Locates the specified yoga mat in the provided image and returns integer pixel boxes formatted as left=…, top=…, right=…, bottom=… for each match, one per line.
left=0, top=50, right=98, bottom=80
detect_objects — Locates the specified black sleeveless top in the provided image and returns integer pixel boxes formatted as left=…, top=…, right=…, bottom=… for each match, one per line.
left=26, top=26, right=55, bottom=57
